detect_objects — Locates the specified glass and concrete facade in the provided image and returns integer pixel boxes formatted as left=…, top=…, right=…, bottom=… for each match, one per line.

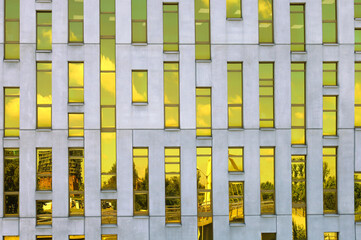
left=1, top=0, right=361, bottom=239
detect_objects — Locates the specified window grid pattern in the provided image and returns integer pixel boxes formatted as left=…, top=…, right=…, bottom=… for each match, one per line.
left=229, top=181, right=244, bottom=223
left=164, top=62, right=180, bottom=129
left=36, top=200, right=52, bottom=225
left=69, top=148, right=85, bottom=216
left=228, top=147, right=243, bottom=172
left=132, top=70, right=148, bottom=103
left=4, top=87, right=20, bottom=137
left=68, top=113, right=84, bottom=137
left=4, top=0, right=20, bottom=59
left=163, top=3, right=179, bottom=52
left=323, top=62, right=337, bottom=86
left=36, top=11, right=52, bottom=51
left=323, top=96, right=337, bottom=136
left=4, top=149, right=19, bottom=217
left=290, top=4, right=305, bottom=52
left=323, top=147, right=337, bottom=214
left=68, top=62, right=84, bottom=103
left=228, top=62, right=243, bottom=128
left=259, top=63, right=274, bottom=128
left=132, top=0, right=147, bottom=43
left=101, top=199, right=117, bottom=225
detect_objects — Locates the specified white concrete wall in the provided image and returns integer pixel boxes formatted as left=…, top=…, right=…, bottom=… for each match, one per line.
left=0, top=0, right=360, bottom=239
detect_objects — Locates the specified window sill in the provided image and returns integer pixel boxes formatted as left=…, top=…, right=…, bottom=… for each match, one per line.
left=101, top=190, right=117, bottom=193
left=323, top=135, right=338, bottom=139
left=163, top=51, right=179, bottom=54
left=36, top=190, right=52, bottom=193
left=291, top=144, right=307, bottom=148
left=356, top=221, right=361, bottom=225
left=228, top=171, right=244, bottom=175
left=166, top=223, right=182, bottom=227
left=196, top=136, right=212, bottom=140
left=3, top=136, right=20, bottom=140
left=36, top=128, right=52, bottom=132
left=132, top=43, right=148, bottom=46
left=36, top=225, right=52, bottom=229
left=3, top=59, right=20, bottom=63
left=323, top=85, right=338, bottom=89
left=227, top=18, right=242, bottom=21
left=69, top=216, right=85, bottom=220
left=259, top=43, right=275, bottom=46
left=323, top=214, right=339, bottom=217
left=355, top=127, right=361, bottom=131
left=260, top=215, right=276, bottom=218
left=36, top=50, right=52, bottom=53
left=68, top=137, right=84, bottom=140
left=228, top=128, right=244, bottom=131
left=260, top=128, right=275, bottom=131
left=134, top=215, right=149, bottom=219
left=355, top=18, right=361, bottom=21
left=323, top=43, right=338, bottom=46
left=132, top=102, right=148, bottom=106
left=196, top=59, right=212, bottom=63
left=101, top=224, right=118, bottom=228
left=68, top=102, right=84, bottom=106
left=291, top=51, right=307, bottom=54
left=165, top=128, right=180, bottom=131
left=229, top=222, right=245, bottom=227
left=68, top=42, right=84, bottom=46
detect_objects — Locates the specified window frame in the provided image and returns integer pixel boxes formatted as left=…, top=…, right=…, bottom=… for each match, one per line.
left=322, top=0, right=337, bottom=44
left=3, top=148, right=19, bottom=217
left=196, top=87, right=212, bottom=137
left=133, top=147, right=149, bottom=216
left=322, top=95, right=338, bottom=136
left=131, top=0, right=147, bottom=43
left=36, top=61, right=52, bottom=129
left=68, top=148, right=85, bottom=217
left=260, top=147, right=275, bottom=215
left=290, top=3, right=305, bottom=52
left=164, top=62, right=180, bottom=129
left=322, top=62, right=338, bottom=86
left=4, top=87, right=20, bottom=137
left=322, top=147, right=338, bottom=215
left=259, top=62, right=275, bottom=128
left=68, top=0, right=84, bottom=43
left=163, top=3, right=179, bottom=52
left=68, top=112, right=84, bottom=137
left=36, top=148, right=52, bottom=191
left=4, top=0, right=20, bottom=60
left=228, top=147, right=244, bottom=172
left=226, top=0, right=242, bottom=19
left=227, top=62, right=243, bottom=129
left=132, top=70, right=148, bottom=104
left=68, top=61, right=84, bottom=103
left=258, top=0, right=274, bottom=44
left=228, top=181, right=244, bottom=223
left=36, top=200, right=52, bottom=225
left=101, top=199, right=117, bottom=225
left=36, top=11, right=52, bottom=51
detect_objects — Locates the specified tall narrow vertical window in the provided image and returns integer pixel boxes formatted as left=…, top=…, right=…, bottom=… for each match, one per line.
left=324, top=232, right=338, bottom=239
left=164, top=62, right=179, bottom=128
left=68, top=113, right=84, bottom=137
left=291, top=63, right=306, bottom=145
left=4, top=0, right=20, bottom=59
left=69, top=148, right=84, bottom=216
left=4, top=148, right=19, bottom=217
left=132, top=0, right=147, bottom=43
left=323, top=62, right=337, bottom=86
left=68, top=62, right=84, bottom=103
left=356, top=28, right=361, bottom=52
left=4, top=88, right=20, bottom=137
left=68, top=0, right=83, bottom=43
left=36, top=200, right=52, bottom=225
left=355, top=63, right=361, bottom=127
left=133, top=147, right=149, bottom=216
left=262, top=233, right=276, bottom=240
left=228, top=147, right=243, bottom=172
left=227, top=0, right=242, bottom=19
left=196, top=87, right=212, bottom=137
left=195, top=0, right=211, bottom=60
left=355, top=172, right=361, bottom=222
left=258, top=0, right=273, bottom=43
left=228, top=62, right=243, bottom=128
left=163, top=3, right=179, bottom=52
left=36, top=11, right=52, bottom=50
left=323, top=96, right=337, bottom=136
left=322, top=0, right=337, bottom=43
left=229, top=181, right=244, bottom=223
left=132, top=70, right=148, bottom=103
left=102, top=235, right=117, bottom=240
left=323, top=147, right=337, bottom=214
left=259, top=63, right=274, bottom=128
left=100, top=0, right=116, bottom=191
left=290, top=4, right=305, bottom=52
left=101, top=199, right=117, bottom=225
left=260, top=147, right=275, bottom=215
left=165, top=147, right=181, bottom=223
left=37, top=149, right=52, bottom=191
left=37, top=62, right=52, bottom=129
left=292, top=156, right=307, bottom=240
left=356, top=0, right=361, bottom=18
left=197, top=147, right=213, bottom=240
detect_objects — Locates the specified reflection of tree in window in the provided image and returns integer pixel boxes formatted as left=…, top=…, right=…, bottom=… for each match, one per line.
left=102, top=163, right=116, bottom=189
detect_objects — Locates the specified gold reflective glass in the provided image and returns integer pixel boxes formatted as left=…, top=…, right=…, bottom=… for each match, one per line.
left=356, top=63, right=361, bottom=127
left=322, top=0, right=337, bottom=43
left=259, top=0, right=273, bottom=43
left=291, top=63, right=305, bottom=144
left=4, top=148, right=19, bottom=217
left=259, top=63, right=274, bottom=128
left=133, top=148, right=149, bottom=215
left=4, top=0, right=20, bottom=59
left=323, top=62, right=337, bottom=86
left=132, top=0, right=147, bottom=43
left=290, top=4, right=305, bottom=52
left=132, top=70, right=148, bottom=103
left=37, top=12, right=52, bottom=50
left=197, top=147, right=213, bottom=240
left=323, top=147, right=337, bottom=214
left=68, top=62, right=84, bottom=103
left=4, top=238, right=19, bottom=240
left=101, top=132, right=116, bottom=190
left=323, top=96, right=337, bottom=136
left=36, top=237, right=52, bottom=240
left=163, top=4, right=179, bottom=52
left=164, top=62, right=179, bottom=128
left=292, top=156, right=307, bottom=240
left=101, top=199, right=117, bottom=224
left=69, top=236, right=85, bottom=240
left=356, top=0, right=361, bottom=18
left=37, top=62, right=52, bottom=129
left=355, top=173, right=361, bottom=222
left=165, top=147, right=181, bottom=223
left=4, top=88, right=20, bottom=137
left=102, top=235, right=117, bottom=240
left=196, top=88, right=212, bottom=136
left=228, top=147, right=243, bottom=172
left=37, top=149, right=52, bottom=191
left=68, top=113, right=84, bottom=137
left=195, top=0, right=211, bottom=60
left=356, top=29, right=361, bottom=52
left=262, top=233, right=276, bottom=240
left=260, top=148, right=275, bottom=215
left=229, top=182, right=244, bottom=223
left=324, top=232, right=338, bottom=240
left=227, top=0, right=242, bottom=18
left=68, top=0, right=83, bottom=42
left=100, top=72, right=116, bottom=106
left=69, top=148, right=85, bottom=216
left=36, top=200, right=52, bottom=225
left=228, top=63, right=243, bottom=128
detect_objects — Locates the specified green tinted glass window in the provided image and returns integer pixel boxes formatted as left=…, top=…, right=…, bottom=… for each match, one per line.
left=196, top=88, right=212, bottom=136
left=322, top=0, right=337, bottom=43
left=163, top=4, right=179, bottom=52
left=68, top=0, right=83, bottom=42
left=259, top=0, right=273, bottom=43
left=132, top=0, right=147, bottom=43
left=37, top=12, right=52, bottom=50
left=290, top=4, right=305, bottom=52
left=227, top=0, right=242, bottom=18
left=228, top=63, right=243, bottom=128
left=195, top=0, right=211, bottom=59
left=259, top=63, right=274, bottom=128
left=68, top=62, right=84, bottom=103
left=164, top=62, right=179, bottom=128
left=4, top=88, right=20, bottom=137
left=323, top=62, right=337, bottom=86
left=37, top=62, right=52, bottom=129
left=323, top=147, right=337, bottom=214
left=4, top=0, right=20, bottom=59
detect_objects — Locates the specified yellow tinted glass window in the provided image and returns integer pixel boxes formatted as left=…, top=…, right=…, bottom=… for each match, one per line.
left=36, top=200, right=52, bottom=225
left=4, top=88, right=20, bottom=137
left=37, top=149, right=52, bottom=191
left=323, top=147, right=337, bottom=214
left=164, top=62, right=179, bottom=128
left=259, top=63, right=274, bottom=128
left=195, top=0, right=211, bottom=59
left=323, top=63, right=337, bottom=86
left=132, top=0, right=147, bottom=43
left=356, top=0, right=361, bottom=18
left=356, top=29, right=361, bottom=52
left=228, top=147, right=243, bottom=172
left=229, top=182, right=244, bottom=223
left=196, top=88, right=212, bottom=136
left=324, top=232, right=338, bottom=239
left=290, top=4, right=305, bottom=52
left=69, top=0, right=83, bottom=42
left=68, top=62, right=84, bottom=103
left=260, top=148, right=275, bottom=215
left=133, top=147, right=149, bottom=215
left=37, top=12, right=52, bottom=50
left=228, top=63, right=243, bottom=128
left=163, top=4, right=179, bottom=52
left=356, top=63, right=361, bottom=127
left=102, top=235, right=117, bottom=240
left=101, top=132, right=116, bottom=190
left=227, top=0, right=242, bottom=18
left=4, top=0, right=20, bottom=59
left=37, top=62, right=52, bottom=129
left=4, top=149, right=19, bottom=217
left=322, top=0, right=337, bottom=43
left=101, top=199, right=117, bottom=224
left=259, top=0, right=273, bottom=43
left=132, top=70, right=148, bottom=103
left=69, top=113, right=84, bottom=137
left=323, top=96, right=337, bottom=136
left=69, top=148, right=85, bottom=216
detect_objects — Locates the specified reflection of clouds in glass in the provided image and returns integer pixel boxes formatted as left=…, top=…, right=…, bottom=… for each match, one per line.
left=322, top=0, right=335, bottom=4
left=229, top=95, right=242, bottom=104
left=291, top=25, right=304, bottom=29
left=259, top=0, right=272, bottom=19
left=5, top=98, right=19, bottom=119
left=101, top=54, right=115, bottom=71
left=37, top=94, right=52, bottom=104
left=70, top=31, right=80, bottom=41
left=132, top=85, right=146, bottom=101
left=295, top=112, right=304, bottom=119
left=38, top=29, right=52, bottom=46
left=197, top=102, right=210, bottom=126
left=69, top=64, right=83, bottom=85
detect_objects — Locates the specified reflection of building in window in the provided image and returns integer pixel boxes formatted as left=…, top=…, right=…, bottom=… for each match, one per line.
left=324, top=232, right=338, bottom=240
left=259, top=0, right=273, bottom=43
left=164, top=62, right=179, bottom=128
left=195, top=0, right=210, bottom=60
left=260, top=147, right=275, bottom=215
left=163, top=3, right=179, bottom=52
left=37, top=149, right=52, bottom=191
left=4, top=88, right=20, bottom=137
left=355, top=173, right=361, bottom=222
left=69, top=148, right=84, bottom=216
left=196, top=88, right=212, bottom=137
left=101, top=199, right=117, bottom=225
left=197, top=147, right=212, bottom=240
left=228, top=147, right=243, bottom=172
left=165, top=147, right=181, bottom=223
left=36, top=200, right=52, bottom=225
left=133, top=147, right=149, bottom=216
left=4, top=148, right=19, bottom=217
left=259, top=63, right=274, bottom=128
left=323, top=147, right=337, bottom=214
left=229, top=181, right=244, bottom=223
left=292, top=156, right=307, bottom=240
left=228, top=63, right=243, bottom=128
left=262, top=233, right=276, bottom=240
